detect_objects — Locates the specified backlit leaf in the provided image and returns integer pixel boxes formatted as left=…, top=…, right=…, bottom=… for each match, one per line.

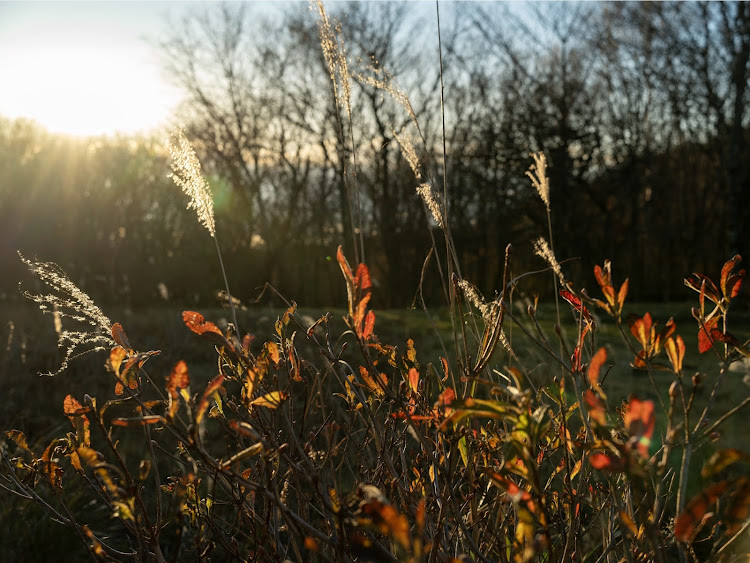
left=249, top=391, right=288, bottom=410
left=587, top=347, right=607, bottom=388
left=589, top=452, right=626, bottom=472
left=665, top=335, right=685, bottom=374
left=166, top=360, right=190, bottom=400
left=406, top=338, right=417, bottom=363
left=720, top=255, right=745, bottom=300
left=623, top=396, right=655, bottom=458
left=362, top=310, right=376, bottom=341
left=182, top=311, right=222, bottom=336
left=265, top=341, right=280, bottom=366
left=196, top=374, right=224, bottom=424
left=111, top=323, right=132, bottom=352
left=698, top=316, right=720, bottom=354
left=675, top=481, right=730, bottom=542
left=5, top=430, right=31, bottom=454
left=408, top=367, right=419, bottom=393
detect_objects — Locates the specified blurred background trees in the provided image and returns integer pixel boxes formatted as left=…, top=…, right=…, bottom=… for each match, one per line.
left=1, top=1, right=748, bottom=308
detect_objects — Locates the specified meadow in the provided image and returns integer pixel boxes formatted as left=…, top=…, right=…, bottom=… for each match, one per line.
left=2, top=2, right=750, bottom=562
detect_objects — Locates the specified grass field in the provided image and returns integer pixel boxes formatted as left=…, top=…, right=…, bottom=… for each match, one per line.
left=2, top=296, right=749, bottom=560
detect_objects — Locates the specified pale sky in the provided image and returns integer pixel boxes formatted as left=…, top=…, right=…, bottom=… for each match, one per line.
left=0, top=1, right=190, bottom=137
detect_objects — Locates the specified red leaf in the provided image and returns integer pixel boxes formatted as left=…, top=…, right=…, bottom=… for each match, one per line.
left=698, top=316, right=720, bottom=354
left=675, top=481, right=730, bottom=542
left=560, top=289, right=592, bottom=320
left=720, top=255, right=744, bottom=300
left=589, top=452, right=625, bottom=472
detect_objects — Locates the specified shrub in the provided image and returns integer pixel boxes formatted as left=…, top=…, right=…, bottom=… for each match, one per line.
left=3, top=4, right=750, bottom=562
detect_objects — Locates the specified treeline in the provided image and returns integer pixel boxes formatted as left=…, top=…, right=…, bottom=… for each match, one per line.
left=2, top=2, right=748, bottom=308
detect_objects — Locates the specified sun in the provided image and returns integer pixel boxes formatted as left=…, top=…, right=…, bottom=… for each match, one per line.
left=0, top=2, right=182, bottom=138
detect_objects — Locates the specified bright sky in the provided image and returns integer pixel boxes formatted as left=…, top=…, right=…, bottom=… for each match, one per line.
left=0, top=1, right=187, bottom=137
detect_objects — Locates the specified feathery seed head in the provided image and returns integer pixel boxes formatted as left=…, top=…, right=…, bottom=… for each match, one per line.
left=416, top=182, right=444, bottom=228
left=18, top=252, right=114, bottom=376
left=533, top=237, right=566, bottom=286
left=527, top=152, right=550, bottom=211
left=168, top=130, right=216, bottom=237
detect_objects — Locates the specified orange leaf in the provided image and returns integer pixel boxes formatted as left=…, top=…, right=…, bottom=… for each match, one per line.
left=587, top=347, right=607, bottom=388
left=362, top=310, right=376, bottom=341
left=166, top=360, right=190, bottom=399
left=408, top=367, right=419, bottom=394
left=675, top=481, right=730, bottom=542
left=111, top=415, right=164, bottom=427
left=589, top=452, right=626, bottom=472
left=266, top=341, right=280, bottom=366
left=355, top=263, right=372, bottom=292
left=584, top=390, right=607, bottom=426
left=623, top=397, right=655, bottom=458
left=665, top=336, right=685, bottom=374
left=617, top=279, right=629, bottom=312
left=182, top=311, right=223, bottom=337
left=360, top=500, right=411, bottom=549
left=196, top=374, right=224, bottom=424
left=108, top=347, right=127, bottom=376
left=629, top=312, right=653, bottom=349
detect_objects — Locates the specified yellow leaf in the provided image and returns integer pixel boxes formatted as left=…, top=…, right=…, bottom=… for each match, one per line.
left=249, top=391, right=288, bottom=410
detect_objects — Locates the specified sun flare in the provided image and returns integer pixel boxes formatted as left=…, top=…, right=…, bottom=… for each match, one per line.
left=0, top=2, right=181, bottom=137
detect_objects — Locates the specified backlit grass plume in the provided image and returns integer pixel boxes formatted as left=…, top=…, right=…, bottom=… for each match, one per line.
left=168, top=130, right=215, bottom=237
left=18, top=252, right=113, bottom=376
left=527, top=151, right=550, bottom=211
left=168, top=129, right=240, bottom=335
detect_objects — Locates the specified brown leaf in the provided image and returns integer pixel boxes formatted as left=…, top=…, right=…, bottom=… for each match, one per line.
left=182, top=311, right=223, bottom=336
left=111, top=323, right=132, bottom=351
